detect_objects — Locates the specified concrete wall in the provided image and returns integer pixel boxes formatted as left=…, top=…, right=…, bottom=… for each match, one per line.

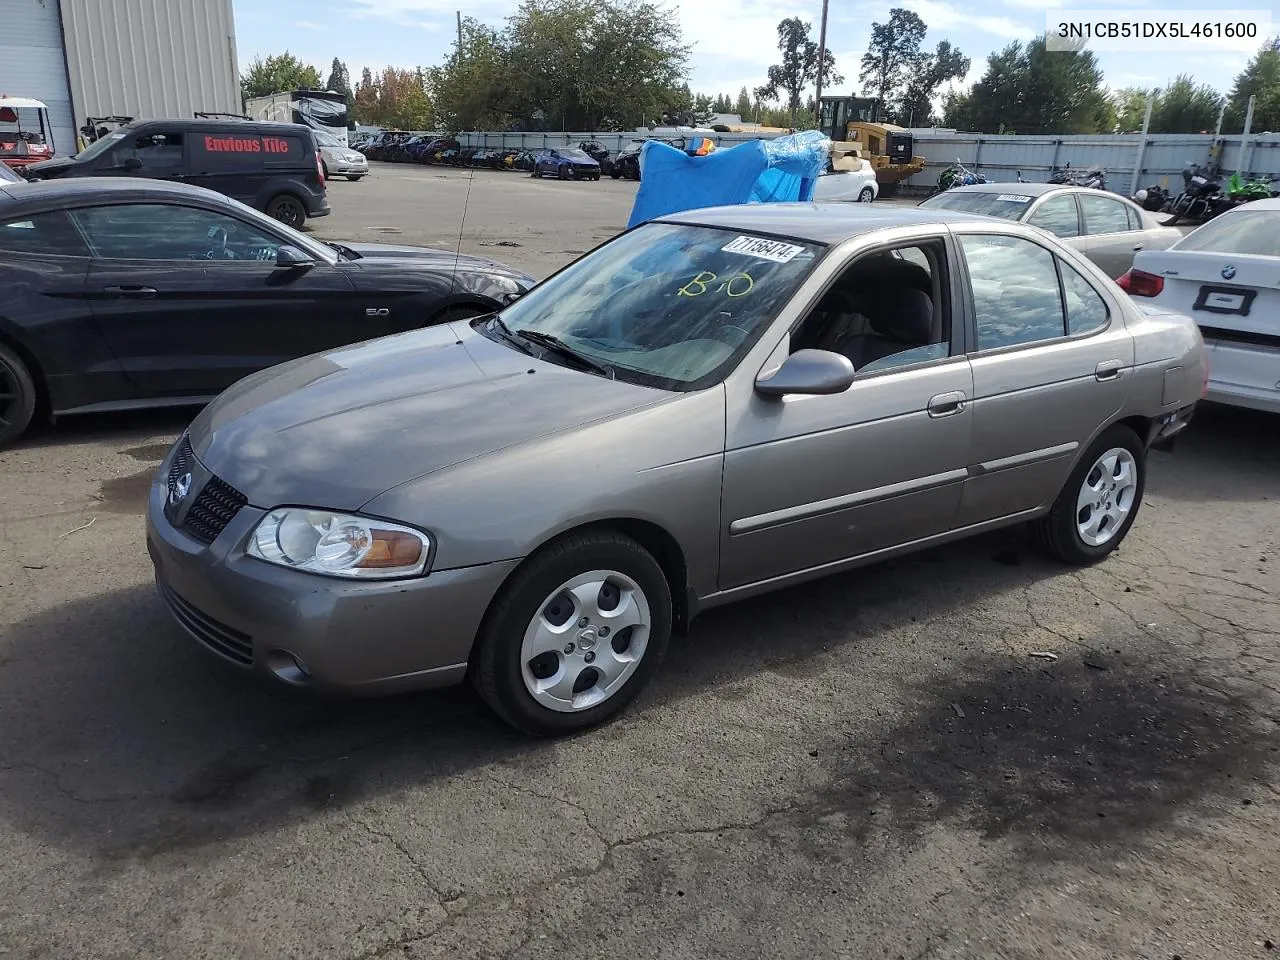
left=59, top=0, right=240, bottom=137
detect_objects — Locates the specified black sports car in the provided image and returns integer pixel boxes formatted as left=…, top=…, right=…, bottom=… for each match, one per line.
left=0, top=177, right=535, bottom=446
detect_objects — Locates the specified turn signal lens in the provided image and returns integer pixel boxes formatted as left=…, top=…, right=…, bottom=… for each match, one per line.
left=1116, top=269, right=1163, bottom=297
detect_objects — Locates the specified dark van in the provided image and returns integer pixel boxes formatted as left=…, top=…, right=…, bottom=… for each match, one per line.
left=23, top=119, right=329, bottom=228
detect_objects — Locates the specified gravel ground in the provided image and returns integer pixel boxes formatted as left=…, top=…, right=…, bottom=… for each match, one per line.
left=0, top=163, right=1276, bottom=960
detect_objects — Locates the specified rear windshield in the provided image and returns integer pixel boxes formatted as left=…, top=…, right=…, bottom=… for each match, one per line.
left=918, top=191, right=1036, bottom=220
left=1173, top=209, right=1280, bottom=257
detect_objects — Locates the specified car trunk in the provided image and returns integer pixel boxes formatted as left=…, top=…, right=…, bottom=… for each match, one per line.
left=1137, top=251, right=1280, bottom=339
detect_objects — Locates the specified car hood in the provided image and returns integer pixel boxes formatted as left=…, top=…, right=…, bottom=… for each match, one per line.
left=345, top=243, right=512, bottom=269
left=188, top=321, right=670, bottom=512
left=23, top=156, right=80, bottom=177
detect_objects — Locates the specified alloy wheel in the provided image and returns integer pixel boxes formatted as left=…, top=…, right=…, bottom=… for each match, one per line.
left=520, top=569, right=651, bottom=713
left=1075, top=447, right=1139, bottom=547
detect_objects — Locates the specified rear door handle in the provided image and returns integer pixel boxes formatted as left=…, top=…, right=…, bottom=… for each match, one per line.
left=927, top=391, right=967, bottom=417
left=1095, top=359, right=1124, bottom=381
left=102, top=285, right=157, bottom=299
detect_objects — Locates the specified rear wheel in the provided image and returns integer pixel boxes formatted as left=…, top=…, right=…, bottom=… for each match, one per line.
left=346, top=175, right=363, bottom=182
left=1032, top=425, right=1146, bottom=565
left=0, top=343, right=37, bottom=449
left=610, top=169, right=621, bottom=179
left=471, top=531, right=673, bottom=736
left=857, top=186, right=874, bottom=202
left=266, top=194, right=306, bottom=229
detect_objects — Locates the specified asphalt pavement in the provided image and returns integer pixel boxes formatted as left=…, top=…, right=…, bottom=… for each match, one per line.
left=0, top=163, right=1275, bottom=960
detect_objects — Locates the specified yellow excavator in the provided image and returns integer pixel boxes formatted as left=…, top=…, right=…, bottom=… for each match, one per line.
left=817, top=96, right=926, bottom=190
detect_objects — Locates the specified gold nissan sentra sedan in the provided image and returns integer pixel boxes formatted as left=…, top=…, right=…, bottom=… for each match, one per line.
left=148, top=203, right=1206, bottom=736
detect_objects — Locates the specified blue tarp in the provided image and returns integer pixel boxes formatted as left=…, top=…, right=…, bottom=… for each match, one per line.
left=626, top=130, right=831, bottom=229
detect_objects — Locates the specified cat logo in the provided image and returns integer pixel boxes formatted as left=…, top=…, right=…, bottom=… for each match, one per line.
left=365, top=307, right=390, bottom=317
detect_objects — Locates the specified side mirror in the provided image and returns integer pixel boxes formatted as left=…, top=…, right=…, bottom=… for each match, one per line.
left=275, top=244, right=315, bottom=269
left=755, top=349, right=855, bottom=399
left=121, top=156, right=142, bottom=171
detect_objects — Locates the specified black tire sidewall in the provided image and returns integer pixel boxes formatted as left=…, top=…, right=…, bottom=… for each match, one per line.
left=478, top=535, right=673, bottom=736
left=268, top=196, right=305, bottom=227
left=859, top=187, right=874, bottom=202
left=1050, top=425, right=1146, bottom=563
left=0, top=344, right=36, bottom=447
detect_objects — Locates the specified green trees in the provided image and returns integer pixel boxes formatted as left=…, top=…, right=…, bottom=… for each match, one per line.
left=1223, top=39, right=1280, bottom=134
left=240, top=52, right=323, bottom=102
left=755, top=18, right=842, bottom=124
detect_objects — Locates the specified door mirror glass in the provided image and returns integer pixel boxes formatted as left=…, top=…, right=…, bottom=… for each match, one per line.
left=275, top=244, right=315, bottom=268
left=121, top=156, right=142, bottom=171
left=755, top=349, right=855, bottom=398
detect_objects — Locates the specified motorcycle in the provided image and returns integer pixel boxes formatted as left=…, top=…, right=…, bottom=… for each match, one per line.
left=1164, top=162, right=1225, bottom=225
left=1048, top=162, right=1106, bottom=190
left=936, top=158, right=986, bottom=192
left=1133, top=183, right=1171, bottom=212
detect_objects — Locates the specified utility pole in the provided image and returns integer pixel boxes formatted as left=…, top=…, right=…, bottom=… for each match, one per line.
left=814, top=0, right=830, bottom=124
left=457, top=11, right=463, bottom=58
left=1128, top=88, right=1157, bottom=198
left=1238, top=94, right=1256, bottom=177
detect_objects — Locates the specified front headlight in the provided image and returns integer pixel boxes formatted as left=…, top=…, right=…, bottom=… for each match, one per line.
left=248, top=508, right=431, bottom=579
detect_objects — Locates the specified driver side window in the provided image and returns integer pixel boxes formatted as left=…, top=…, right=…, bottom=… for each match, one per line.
left=68, top=204, right=282, bottom=261
left=789, top=240, right=951, bottom=375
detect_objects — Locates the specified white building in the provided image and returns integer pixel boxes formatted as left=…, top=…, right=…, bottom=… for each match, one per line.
left=0, top=0, right=240, bottom=156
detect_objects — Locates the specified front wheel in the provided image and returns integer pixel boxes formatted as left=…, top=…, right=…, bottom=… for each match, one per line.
left=266, top=194, right=306, bottom=229
left=1032, top=425, right=1146, bottom=565
left=471, top=531, right=673, bottom=736
left=0, top=342, right=38, bottom=448
left=610, top=169, right=621, bottom=179
left=346, top=175, right=363, bottom=182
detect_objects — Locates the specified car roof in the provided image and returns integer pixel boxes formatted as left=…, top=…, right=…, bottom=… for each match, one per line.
left=123, top=118, right=311, bottom=135
left=656, top=202, right=996, bottom=244
left=0, top=176, right=232, bottom=206
left=940, top=182, right=1069, bottom=197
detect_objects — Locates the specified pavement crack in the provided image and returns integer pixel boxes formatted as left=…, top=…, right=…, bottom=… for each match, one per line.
left=0, top=761, right=146, bottom=804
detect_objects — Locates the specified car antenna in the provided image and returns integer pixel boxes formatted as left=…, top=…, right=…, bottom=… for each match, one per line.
left=449, top=141, right=475, bottom=297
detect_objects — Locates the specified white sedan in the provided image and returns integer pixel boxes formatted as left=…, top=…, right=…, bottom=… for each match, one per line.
left=1120, top=198, right=1280, bottom=414
left=812, top=162, right=879, bottom=203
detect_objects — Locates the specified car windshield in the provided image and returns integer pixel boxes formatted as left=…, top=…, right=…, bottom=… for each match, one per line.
left=1172, top=209, right=1280, bottom=257
left=73, top=130, right=129, bottom=161
left=314, top=130, right=344, bottom=147
left=489, top=222, right=823, bottom=390
left=918, top=190, right=1036, bottom=220
left=0, top=161, right=20, bottom=182
left=560, top=149, right=592, bottom=161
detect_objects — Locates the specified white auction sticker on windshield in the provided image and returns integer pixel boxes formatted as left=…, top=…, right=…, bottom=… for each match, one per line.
left=996, top=194, right=1033, bottom=203
left=721, top=235, right=805, bottom=263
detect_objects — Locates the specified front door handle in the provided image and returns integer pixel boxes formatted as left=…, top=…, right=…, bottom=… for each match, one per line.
left=1095, top=359, right=1124, bottom=381
left=927, top=391, right=967, bottom=417
left=102, top=285, right=157, bottom=299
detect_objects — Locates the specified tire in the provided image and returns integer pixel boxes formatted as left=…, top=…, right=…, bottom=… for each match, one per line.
left=610, top=169, right=621, bottom=180
left=321, top=161, right=330, bottom=179
left=346, top=175, right=363, bottom=182
left=471, top=531, right=673, bottom=736
left=266, top=194, right=306, bottom=229
left=1032, top=424, right=1146, bottom=565
left=531, top=169, right=542, bottom=178
left=0, top=342, right=37, bottom=448
left=558, top=166, right=570, bottom=181
left=857, top=186, right=874, bottom=203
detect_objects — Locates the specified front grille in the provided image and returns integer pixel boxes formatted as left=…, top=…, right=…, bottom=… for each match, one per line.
left=168, top=435, right=194, bottom=487
left=158, top=580, right=253, bottom=665
left=184, top=475, right=248, bottom=545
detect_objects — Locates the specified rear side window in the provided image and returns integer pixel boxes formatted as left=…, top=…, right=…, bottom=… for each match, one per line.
left=1079, top=194, right=1133, bottom=235
left=0, top=211, right=87, bottom=256
left=127, top=131, right=185, bottom=173
left=960, top=234, right=1066, bottom=349
left=1059, top=259, right=1110, bottom=335
left=190, top=130, right=307, bottom=170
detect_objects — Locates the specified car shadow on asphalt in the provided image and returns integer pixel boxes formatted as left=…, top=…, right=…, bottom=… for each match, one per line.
left=2, top=518, right=1276, bottom=870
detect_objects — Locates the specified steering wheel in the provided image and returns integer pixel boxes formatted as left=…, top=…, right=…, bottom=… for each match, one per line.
left=203, top=225, right=233, bottom=260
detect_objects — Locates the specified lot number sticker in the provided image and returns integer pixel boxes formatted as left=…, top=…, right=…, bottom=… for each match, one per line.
left=995, top=194, right=1033, bottom=203
left=721, top=236, right=805, bottom=263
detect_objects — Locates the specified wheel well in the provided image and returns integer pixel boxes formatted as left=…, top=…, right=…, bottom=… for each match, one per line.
left=0, top=327, right=48, bottom=417
left=1114, top=414, right=1155, bottom=447
left=429, top=299, right=499, bottom=323
left=529, top=519, right=693, bottom=633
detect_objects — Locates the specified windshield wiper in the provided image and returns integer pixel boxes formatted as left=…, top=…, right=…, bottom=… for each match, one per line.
left=515, top=329, right=616, bottom=379
left=325, top=241, right=360, bottom=260
left=484, top=314, right=535, bottom=355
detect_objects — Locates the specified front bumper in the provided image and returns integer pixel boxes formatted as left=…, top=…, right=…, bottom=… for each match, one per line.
left=145, top=448, right=519, bottom=696
left=329, top=155, right=369, bottom=175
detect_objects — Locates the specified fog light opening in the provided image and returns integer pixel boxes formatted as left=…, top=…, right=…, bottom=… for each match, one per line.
left=265, top=650, right=312, bottom=685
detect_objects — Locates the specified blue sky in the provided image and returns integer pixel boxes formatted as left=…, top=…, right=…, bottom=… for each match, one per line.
left=233, top=0, right=1269, bottom=111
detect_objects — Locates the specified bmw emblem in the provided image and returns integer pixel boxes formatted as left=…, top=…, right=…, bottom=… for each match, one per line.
left=169, top=472, right=192, bottom=506
left=1221, top=265, right=1236, bottom=280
